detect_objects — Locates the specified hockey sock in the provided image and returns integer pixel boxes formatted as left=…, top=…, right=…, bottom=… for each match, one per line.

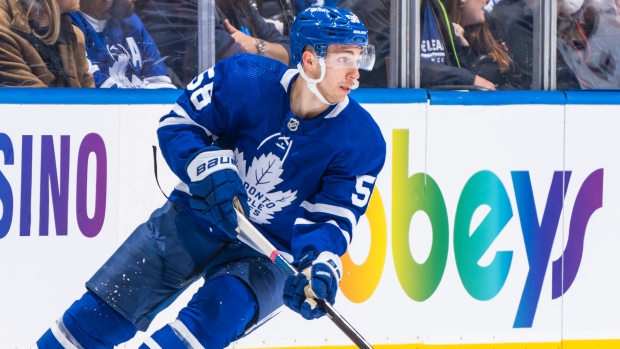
left=140, top=275, right=257, bottom=349
left=36, top=290, right=137, bottom=349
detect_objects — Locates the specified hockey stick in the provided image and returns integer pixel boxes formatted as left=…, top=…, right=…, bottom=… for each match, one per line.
left=235, top=210, right=374, bottom=349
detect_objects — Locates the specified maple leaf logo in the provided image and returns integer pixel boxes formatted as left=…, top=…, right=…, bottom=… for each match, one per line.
left=235, top=149, right=297, bottom=224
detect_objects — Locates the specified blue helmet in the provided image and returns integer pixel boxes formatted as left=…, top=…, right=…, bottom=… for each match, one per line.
left=290, top=6, right=373, bottom=70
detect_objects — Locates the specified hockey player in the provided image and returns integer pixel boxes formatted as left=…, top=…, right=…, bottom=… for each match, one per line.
left=34, top=6, right=385, bottom=349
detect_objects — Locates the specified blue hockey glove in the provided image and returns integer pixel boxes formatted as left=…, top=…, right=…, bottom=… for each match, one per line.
left=283, top=251, right=342, bottom=320
left=186, top=146, right=249, bottom=239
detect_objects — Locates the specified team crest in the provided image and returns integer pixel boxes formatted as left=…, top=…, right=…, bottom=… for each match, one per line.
left=234, top=137, right=298, bottom=224
left=106, top=38, right=145, bottom=88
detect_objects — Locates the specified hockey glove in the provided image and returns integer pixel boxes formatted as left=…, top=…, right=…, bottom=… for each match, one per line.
left=186, top=146, right=249, bottom=239
left=283, top=251, right=342, bottom=320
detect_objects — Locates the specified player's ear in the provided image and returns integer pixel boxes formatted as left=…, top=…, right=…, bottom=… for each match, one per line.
left=301, top=48, right=316, bottom=68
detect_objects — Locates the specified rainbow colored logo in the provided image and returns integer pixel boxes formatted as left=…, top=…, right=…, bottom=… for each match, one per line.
left=341, top=130, right=604, bottom=329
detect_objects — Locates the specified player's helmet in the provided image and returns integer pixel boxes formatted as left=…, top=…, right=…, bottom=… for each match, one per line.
left=290, top=6, right=375, bottom=71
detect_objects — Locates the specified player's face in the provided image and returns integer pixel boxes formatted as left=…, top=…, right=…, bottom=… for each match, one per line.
left=317, top=45, right=362, bottom=103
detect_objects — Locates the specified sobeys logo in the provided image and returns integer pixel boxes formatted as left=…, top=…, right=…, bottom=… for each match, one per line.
left=341, top=130, right=604, bottom=329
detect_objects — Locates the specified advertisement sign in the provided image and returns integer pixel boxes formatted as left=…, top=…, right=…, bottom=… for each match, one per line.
left=0, top=105, right=121, bottom=347
left=1, top=94, right=619, bottom=348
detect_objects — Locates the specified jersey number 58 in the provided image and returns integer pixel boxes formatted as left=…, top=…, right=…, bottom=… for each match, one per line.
left=187, top=67, right=215, bottom=111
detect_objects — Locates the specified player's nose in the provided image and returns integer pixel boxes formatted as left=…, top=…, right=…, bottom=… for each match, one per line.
left=349, top=68, right=360, bottom=81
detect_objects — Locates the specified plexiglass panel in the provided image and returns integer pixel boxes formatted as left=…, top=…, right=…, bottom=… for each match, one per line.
left=1, top=0, right=617, bottom=90
left=556, top=0, right=620, bottom=89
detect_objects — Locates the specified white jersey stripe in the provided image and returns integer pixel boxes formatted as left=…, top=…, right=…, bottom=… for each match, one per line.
left=158, top=104, right=213, bottom=137
left=170, top=320, right=205, bottom=349
left=294, top=218, right=351, bottom=247
left=280, top=69, right=299, bottom=91
left=143, top=337, right=163, bottom=349
left=50, top=322, right=80, bottom=349
left=324, top=97, right=349, bottom=119
left=171, top=103, right=191, bottom=119
left=300, top=201, right=358, bottom=228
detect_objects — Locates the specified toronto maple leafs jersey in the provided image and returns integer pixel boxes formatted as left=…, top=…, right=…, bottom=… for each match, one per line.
left=157, top=54, right=386, bottom=260
left=68, top=11, right=175, bottom=88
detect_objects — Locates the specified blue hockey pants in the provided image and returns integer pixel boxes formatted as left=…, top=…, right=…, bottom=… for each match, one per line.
left=35, top=200, right=287, bottom=348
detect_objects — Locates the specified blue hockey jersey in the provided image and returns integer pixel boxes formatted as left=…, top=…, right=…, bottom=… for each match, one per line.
left=157, top=54, right=386, bottom=260
left=68, top=11, right=175, bottom=88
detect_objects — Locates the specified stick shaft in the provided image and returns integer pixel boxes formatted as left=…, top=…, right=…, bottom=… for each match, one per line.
left=235, top=211, right=374, bottom=349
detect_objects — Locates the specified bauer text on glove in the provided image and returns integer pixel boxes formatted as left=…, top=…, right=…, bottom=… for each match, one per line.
left=186, top=146, right=249, bottom=239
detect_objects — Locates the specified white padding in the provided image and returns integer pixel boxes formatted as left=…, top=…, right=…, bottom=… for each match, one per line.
left=186, top=150, right=238, bottom=182
left=312, top=251, right=342, bottom=283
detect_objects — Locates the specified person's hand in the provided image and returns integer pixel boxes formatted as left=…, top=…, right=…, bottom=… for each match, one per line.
left=473, top=75, right=497, bottom=90
left=283, top=251, right=342, bottom=320
left=453, top=23, right=469, bottom=47
left=224, top=19, right=259, bottom=54
left=186, top=146, right=249, bottom=239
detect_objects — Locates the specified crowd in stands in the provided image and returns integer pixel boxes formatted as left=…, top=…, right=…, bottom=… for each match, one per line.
left=0, top=0, right=618, bottom=89
left=134, top=0, right=291, bottom=86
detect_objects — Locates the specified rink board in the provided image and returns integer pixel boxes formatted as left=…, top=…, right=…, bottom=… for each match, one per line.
left=0, top=89, right=619, bottom=348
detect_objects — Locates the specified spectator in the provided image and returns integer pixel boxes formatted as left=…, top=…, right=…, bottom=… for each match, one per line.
left=418, top=0, right=495, bottom=88
left=251, top=0, right=294, bottom=34
left=68, top=0, right=176, bottom=88
left=490, top=0, right=581, bottom=89
left=134, top=0, right=291, bottom=87
left=0, top=0, right=94, bottom=87
left=556, top=0, right=620, bottom=88
left=219, top=0, right=290, bottom=65
left=445, top=0, right=523, bottom=89
left=341, top=0, right=496, bottom=89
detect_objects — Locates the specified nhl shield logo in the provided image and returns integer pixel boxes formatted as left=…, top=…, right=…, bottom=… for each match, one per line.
left=287, top=118, right=300, bottom=131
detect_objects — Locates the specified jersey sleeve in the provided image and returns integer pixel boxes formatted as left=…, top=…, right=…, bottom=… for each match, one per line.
left=291, top=133, right=386, bottom=260
left=156, top=60, right=231, bottom=183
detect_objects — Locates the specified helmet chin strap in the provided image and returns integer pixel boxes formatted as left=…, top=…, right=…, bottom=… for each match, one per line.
left=297, top=59, right=336, bottom=105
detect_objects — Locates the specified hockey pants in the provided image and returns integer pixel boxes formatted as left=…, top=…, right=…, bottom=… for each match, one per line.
left=34, top=200, right=287, bottom=348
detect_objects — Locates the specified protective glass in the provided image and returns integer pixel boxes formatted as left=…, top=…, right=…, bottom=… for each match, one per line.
left=322, top=44, right=376, bottom=71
